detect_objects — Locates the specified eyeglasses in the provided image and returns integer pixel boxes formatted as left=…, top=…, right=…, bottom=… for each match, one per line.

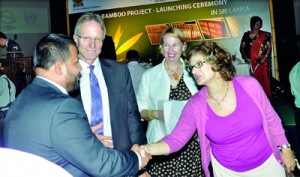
left=75, top=34, right=104, bottom=43
left=187, top=61, right=206, bottom=72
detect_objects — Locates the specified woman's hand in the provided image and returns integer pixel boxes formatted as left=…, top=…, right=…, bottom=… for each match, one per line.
left=281, top=148, right=296, bottom=173
left=140, top=141, right=170, bottom=155
left=152, top=110, right=164, bottom=121
left=141, top=110, right=164, bottom=121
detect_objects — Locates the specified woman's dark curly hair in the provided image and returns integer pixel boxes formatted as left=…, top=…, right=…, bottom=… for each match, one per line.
left=186, top=41, right=236, bottom=81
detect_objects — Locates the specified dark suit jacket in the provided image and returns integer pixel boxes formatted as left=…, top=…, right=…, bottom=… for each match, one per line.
left=99, top=35, right=117, bottom=60
left=71, top=59, right=146, bottom=151
left=4, top=77, right=139, bottom=177
left=7, top=39, right=23, bottom=59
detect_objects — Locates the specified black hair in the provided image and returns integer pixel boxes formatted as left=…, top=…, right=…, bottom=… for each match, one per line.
left=0, top=32, right=7, bottom=39
left=126, top=50, right=140, bottom=61
left=33, top=33, right=77, bottom=70
left=250, top=16, right=263, bottom=30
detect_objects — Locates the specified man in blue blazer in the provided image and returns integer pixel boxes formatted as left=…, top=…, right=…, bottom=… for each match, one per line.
left=3, top=33, right=150, bottom=177
left=71, top=13, right=146, bottom=151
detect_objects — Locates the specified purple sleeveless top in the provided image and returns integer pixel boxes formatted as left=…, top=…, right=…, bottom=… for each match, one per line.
left=205, top=79, right=272, bottom=172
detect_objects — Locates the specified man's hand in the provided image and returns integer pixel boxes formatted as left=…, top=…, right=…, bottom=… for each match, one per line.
left=131, top=144, right=152, bottom=169
left=91, top=123, right=113, bottom=148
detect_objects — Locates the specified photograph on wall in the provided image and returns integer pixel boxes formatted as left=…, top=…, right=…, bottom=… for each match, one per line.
left=145, top=23, right=170, bottom=45
left=226, top=16, right=252, bottom=38
left=171, top=20, right=202, bottom=42
left=198, top=17, right=231, bottom=40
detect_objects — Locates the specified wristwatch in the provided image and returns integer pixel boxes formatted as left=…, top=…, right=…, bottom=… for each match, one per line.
left=278, top=144, right=291, bottom=151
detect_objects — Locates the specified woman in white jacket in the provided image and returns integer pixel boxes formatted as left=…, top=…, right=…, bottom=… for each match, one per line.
left=137, top=27, right=203, bottom=176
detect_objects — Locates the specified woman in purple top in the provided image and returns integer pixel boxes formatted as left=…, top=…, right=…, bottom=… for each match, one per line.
left=142, top=41, right=296, bottom=177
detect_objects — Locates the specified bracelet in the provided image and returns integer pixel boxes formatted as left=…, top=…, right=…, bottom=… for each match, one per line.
left=278, top=144, right=291, bottom=151
left=148, top=110, right=154, bottom=121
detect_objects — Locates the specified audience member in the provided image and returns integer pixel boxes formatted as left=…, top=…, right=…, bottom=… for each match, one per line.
left=72, top=13, right=146, bottom=151
left=289, top=61, right=300, bottom=158
left=0, top=32, right=23, bottom=59
left=137, top=27, right=203, bottom=176
left=0, top=69, right=16, bottom=147
left=240, top=16, right=272, bottom=99
left=99, top=35, right=117, bottom=60
left=143, top=41, right=296, bottom=177
left=3, top=33, right=150, bottom=177
left=126, top=49, right=147, bottom=95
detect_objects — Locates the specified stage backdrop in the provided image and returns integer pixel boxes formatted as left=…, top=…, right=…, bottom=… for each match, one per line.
left=68, top=0, right=273, bottom=68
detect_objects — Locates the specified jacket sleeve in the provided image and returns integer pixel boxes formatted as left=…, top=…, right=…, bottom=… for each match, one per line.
left=136, top=70, right=151, bottom=112
left=51, top=98, right=139, bottom=177
left=162, top=97, right=198, bottom=153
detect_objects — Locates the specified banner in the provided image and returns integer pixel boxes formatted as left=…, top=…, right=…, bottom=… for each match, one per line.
left=69, top=0, right=272, bottom=64
left=68, top=0, right=180, bottom=14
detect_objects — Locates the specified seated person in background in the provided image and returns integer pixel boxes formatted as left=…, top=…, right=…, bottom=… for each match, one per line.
left=0, top=32, right=23, bottom=59
left=126, top=49, right=147, bottom=95
left=0, top=69, right=16, bottom=147
left=3, top=33, right=150, bottom=177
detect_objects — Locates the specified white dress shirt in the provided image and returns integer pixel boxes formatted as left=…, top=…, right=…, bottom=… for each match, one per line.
left=127, top=61, right=147, bottom=95
left=79, top=59, right=113, bottom=139
left=37, top=76, right=68, bottom=95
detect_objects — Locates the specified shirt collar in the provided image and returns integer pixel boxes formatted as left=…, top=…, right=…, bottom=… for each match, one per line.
left=79, top=57, right=101, bottom=69
left=36, top=76, right=68, bottom=95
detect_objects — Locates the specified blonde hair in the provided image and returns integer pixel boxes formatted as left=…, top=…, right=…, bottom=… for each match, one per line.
left=74, top=13, right=106, bottom=38
left=159, top=27, right=186, bottom=55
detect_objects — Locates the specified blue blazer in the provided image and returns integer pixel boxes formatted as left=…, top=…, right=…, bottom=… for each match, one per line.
left=72, top=58, right=147, bottom=151
left=4, top=78, right=139, bottom=177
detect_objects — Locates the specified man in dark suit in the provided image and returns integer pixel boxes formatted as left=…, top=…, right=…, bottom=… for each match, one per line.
left=0, top=31, right=23, bottom=59
left=3, top=33, right=150, bottom=177
left=72, top=13, right=146, bottom=151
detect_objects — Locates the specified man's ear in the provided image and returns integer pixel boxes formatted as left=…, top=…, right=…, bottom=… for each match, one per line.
left=73, top=35, right=78, bottom=46
left=54, top=60, right=64, bottom=75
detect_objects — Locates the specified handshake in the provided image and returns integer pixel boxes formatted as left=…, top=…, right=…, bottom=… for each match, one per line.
left=131, top=144, right=152, bottom=170
left=131, top=142, right=169, bottom=169
left=131, top=143, right=166, bottom=177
